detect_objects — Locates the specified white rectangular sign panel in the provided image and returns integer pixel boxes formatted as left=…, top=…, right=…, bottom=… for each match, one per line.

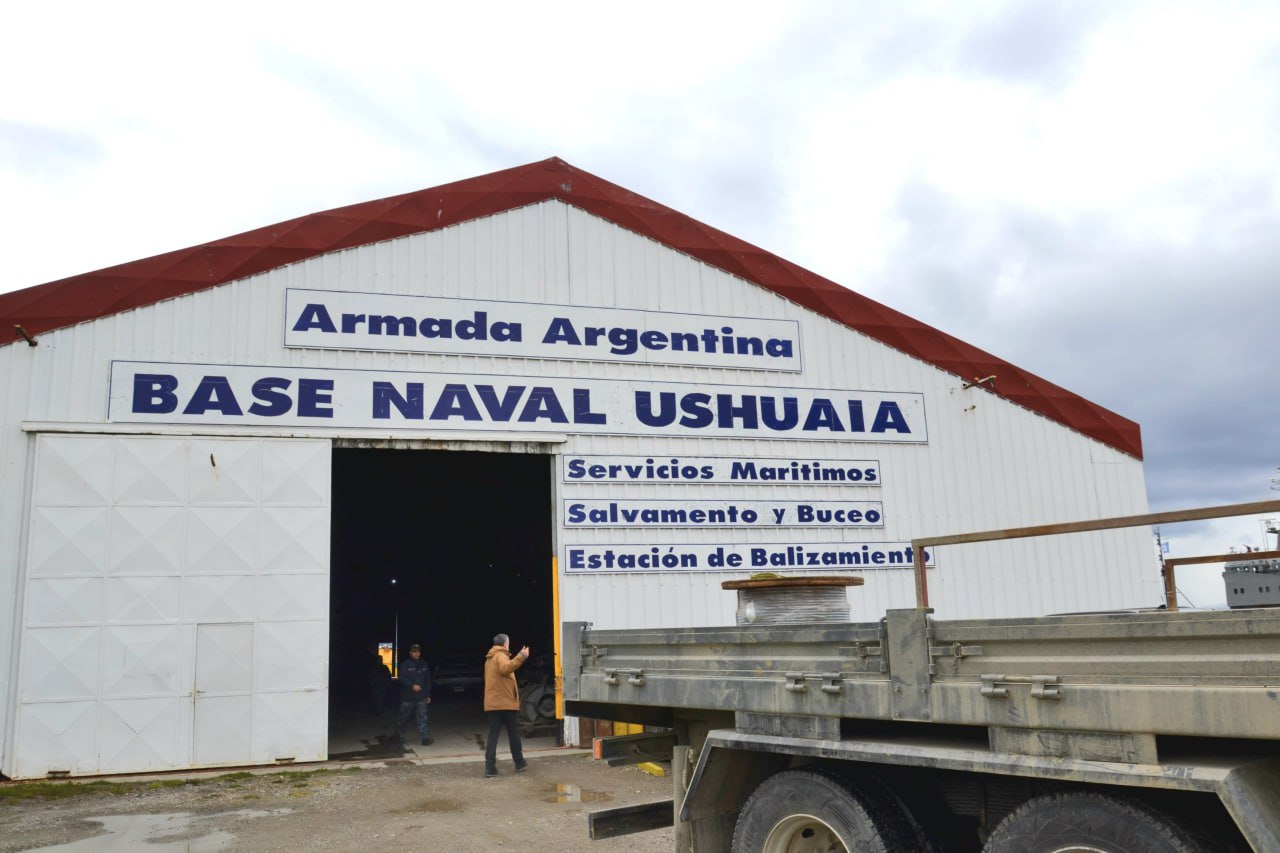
left=108, top=361, right=929, bottom=443
left=562, top=455, right=881, bottom=485
left=563, top=500, right=884, bottom=528
left=563, top=541, right=935, bottom=573
left=284, top=289, right=803, bottom=371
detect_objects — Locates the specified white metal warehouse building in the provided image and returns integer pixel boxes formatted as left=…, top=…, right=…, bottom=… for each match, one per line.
left=0, top=158, right=1156, bottom=779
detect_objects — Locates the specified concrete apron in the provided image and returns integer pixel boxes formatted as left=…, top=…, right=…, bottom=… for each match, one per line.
left=12, top=700, right=583, bottom=786
left=326, top=697, right=567, bottom=767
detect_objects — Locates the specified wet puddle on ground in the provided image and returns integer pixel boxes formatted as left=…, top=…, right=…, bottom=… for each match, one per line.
left=544, top=783, right=613, bottom=804
left=391, top=798, right=463, bottom=814
left=33, top=809, right=289, bottom=851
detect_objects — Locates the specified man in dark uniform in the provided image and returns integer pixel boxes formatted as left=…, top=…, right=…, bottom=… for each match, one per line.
left=396, top=643, right=433, bottom=746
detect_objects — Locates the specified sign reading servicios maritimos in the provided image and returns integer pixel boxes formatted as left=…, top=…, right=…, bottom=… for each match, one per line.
left=108, top=362, right=928, bottom=442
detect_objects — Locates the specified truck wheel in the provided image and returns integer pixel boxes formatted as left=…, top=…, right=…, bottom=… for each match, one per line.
left=731, top=768, right=920, bottom=853
left=984, top=792, right=1208, bottom=853
left=520, top=685, right=545, bottom=722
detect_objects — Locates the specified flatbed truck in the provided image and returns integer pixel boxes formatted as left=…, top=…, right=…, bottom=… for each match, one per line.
left=563, top=500, right=1280, bottom=851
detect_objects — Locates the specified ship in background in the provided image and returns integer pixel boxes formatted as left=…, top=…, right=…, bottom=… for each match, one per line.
left=1224, top=470, right=1280, bottom=608
left=1224, top=545, right=1280, bottom=608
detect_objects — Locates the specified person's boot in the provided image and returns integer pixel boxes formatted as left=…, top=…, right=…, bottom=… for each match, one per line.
left=514, top=759, right=527, bottom=772
left=484, top=766, right=498, bottom=778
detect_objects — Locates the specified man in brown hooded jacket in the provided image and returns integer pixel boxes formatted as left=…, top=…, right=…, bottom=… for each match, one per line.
left=483, top=633, right=529, bottom=777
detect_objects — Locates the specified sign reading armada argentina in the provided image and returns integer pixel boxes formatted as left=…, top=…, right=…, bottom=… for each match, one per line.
left=108, top=362, right=928, bottom=442
left=283, top=289, right=803, bottom=371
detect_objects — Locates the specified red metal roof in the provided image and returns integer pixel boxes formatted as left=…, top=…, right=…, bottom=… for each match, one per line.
left=0, top=157, right=1141, bottom=458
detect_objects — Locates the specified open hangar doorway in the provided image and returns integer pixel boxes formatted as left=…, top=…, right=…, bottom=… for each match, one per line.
left=327, top=444, right=555, bottom=759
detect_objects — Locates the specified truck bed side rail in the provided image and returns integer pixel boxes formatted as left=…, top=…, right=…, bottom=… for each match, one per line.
left=565, top=607, right=1280, bottom=740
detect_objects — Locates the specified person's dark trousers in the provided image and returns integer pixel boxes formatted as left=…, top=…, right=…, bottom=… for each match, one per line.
left=484, top=710, right=525, bottom=773
left=397, top=700, right=430, bottom=742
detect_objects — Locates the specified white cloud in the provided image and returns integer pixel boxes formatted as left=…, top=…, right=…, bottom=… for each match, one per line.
left=2, top=1, right=1278, bottom=575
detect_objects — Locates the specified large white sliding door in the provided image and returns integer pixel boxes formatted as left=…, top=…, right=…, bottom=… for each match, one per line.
left=12, top=434, right=330, bottom=778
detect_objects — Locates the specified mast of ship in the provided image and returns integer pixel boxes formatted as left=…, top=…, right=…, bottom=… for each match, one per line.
left=1270, top=467, right=1280, bottom=550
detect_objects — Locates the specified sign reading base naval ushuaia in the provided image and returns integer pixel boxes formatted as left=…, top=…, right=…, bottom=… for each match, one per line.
left=107, top=292, right=933, bottom=583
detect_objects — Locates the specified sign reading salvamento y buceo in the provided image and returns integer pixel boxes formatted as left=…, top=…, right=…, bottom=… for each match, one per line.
left=108, top=361, right=928, bottom=442
left=283, top=289, right=803, bottom=371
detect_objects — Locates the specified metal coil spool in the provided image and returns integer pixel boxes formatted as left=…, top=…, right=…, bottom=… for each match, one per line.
left=722, top=575, right=864, bottom=625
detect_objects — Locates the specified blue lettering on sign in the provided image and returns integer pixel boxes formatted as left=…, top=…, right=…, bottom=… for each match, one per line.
left=183, top=376, right=242, bottom=416
left=431, top=384, right=484, bottom=421
left=477, top=385, right=525, bottom=421
left=728, top=461, right=877, bottom=482
left=293, top=302, right=524, bottom=342
left=565, top=548, right=700, bottom=571
left=679, top=394, right=713, bottom=428
left=541, top=317, right=796, bottom=359
left=133, top=374, right=179, bottom=413
left=802, top=399, right=840, bottom=432
left=248, top=377, right=293, bottom=416
left=372, top=382, right=424, bottom=419
left=718, top=395, right=759, bottom=430
left=297, top=379, right=334, bottom=418
left=762, top=399, right=798, bottom=429
left=519, top=387, right=569, bottom=423
left=565, top=503, right=766, bottom=525
left=565, top=458, right=717, bottom=480
left=367, top=315, right=416, bottom=336
left=745, top=545, right=927, bottom=567
left=871, top=402, right=908, bottom=433
left=421, top=384, right=605, bottom=425
left=795, top=505, right=882, bottom=524
left=847, top=400, right=865, bottom=432
left=130, top=373, right=333, bottom=419
left=632, top=392, right=911, bottom=434
left=574, top=389, right=606, bottom=425
left=541, top=317, right=582, bottom=346
left=292, top=303, right=337, bottom=332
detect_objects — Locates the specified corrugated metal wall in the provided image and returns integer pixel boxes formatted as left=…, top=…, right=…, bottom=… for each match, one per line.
left=0, top=200, right=1156, bottom=772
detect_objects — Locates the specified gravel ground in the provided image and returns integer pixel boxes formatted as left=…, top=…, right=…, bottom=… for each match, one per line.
left=0, top=753, right=676, bottom=852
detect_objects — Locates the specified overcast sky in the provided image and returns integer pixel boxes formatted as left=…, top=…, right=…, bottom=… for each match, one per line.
left=3, top=1, right=1277, bottom=605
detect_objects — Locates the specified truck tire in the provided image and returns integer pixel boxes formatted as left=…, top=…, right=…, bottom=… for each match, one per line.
left=984, top=792, right=1209, bottom=853
left=519, top=685, right=557, bottom=722
left=731, top=767, right=923, bottom=853
left=520, top=685, right=546, bottom=722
